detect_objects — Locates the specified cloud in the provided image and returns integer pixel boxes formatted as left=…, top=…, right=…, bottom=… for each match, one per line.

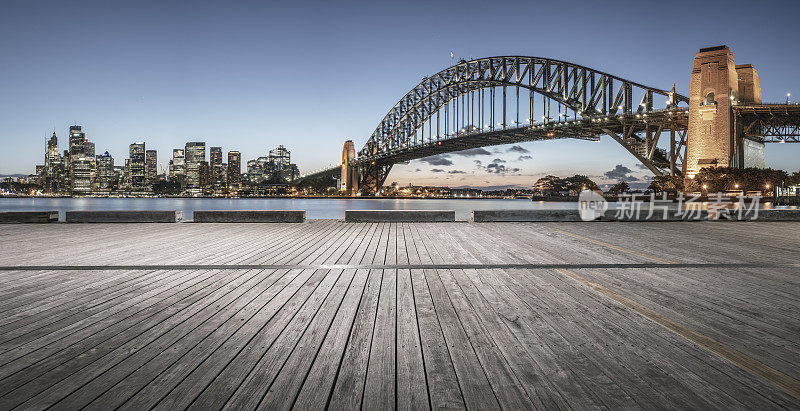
left=507, top=145, right=530, bottom=154
left=635, top=163, right=649, bottom=170
left=451, top=148, right=491, bottom=157
left=430, top=168, right=445, bottom=173
left=491, top=158, right=506, bottom=164
left=473, top=160, right=482, bottom=165
left=516, top=155, right=532, bottom=161
left=418, top=154, right=452, bottom=166
left=486, top=163, right=520, bottom=174
left=448, top=170, right=466, bottom=174
left=603, top=164, right=638, bottom=181
left=415, top=168, right=421, bottom=172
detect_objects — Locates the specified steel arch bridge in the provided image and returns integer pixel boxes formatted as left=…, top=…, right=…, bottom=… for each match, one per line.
left=302, top=56, right=691, bottom=194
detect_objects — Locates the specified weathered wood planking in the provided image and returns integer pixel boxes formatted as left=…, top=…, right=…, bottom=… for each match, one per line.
left=0, top=222, right=798, bottom=409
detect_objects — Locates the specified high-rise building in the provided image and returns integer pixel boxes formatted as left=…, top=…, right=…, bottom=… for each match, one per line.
left=198, top=161, right=210, bottom=188
left=268, top=145, right=291, bottom=168
left=96, top=152, right=115, bottom=191
left=185, top=142, right=205, bottom=187
left=66, top=126, right=97, bottom=194
left=84, top=141, right=95, bottom=157
left=169, top=149, right=186, bottom=185
left=68, top=126, right=86, bottom=191
left=123, top=159, right=131, bottom=188
left=210, top=146, right=223, bottom=187
left=145, top=149, right=157, bottom=184
left=44, top=132, right=63, bottom=192
left=71, top=157, right=94, bottom=194
left=129, top=142, right=146, bottom=190
left=227, top=151, right=241, bottom=187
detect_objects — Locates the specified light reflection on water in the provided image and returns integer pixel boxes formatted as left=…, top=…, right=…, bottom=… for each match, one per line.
left=0, top=197, right=794, bottom=220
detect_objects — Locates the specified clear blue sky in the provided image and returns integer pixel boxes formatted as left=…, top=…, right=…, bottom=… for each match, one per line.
left=1, top=0, right=798, bottom=188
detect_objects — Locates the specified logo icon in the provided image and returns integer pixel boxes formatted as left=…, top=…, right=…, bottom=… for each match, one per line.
left=578, top=190, right=608, bottom=221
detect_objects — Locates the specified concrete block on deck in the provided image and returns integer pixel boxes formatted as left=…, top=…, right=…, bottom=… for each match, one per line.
left=472, top=209, right=589, bottom=222
left=345, top=210, right=455, bottom=222
left=66, top=210, right=182, bottom=223
left=0, top=211, right=59, bottom=223
left=193, top=210, right=305, bottom=223
left=751, top=209, right=800, bottom=221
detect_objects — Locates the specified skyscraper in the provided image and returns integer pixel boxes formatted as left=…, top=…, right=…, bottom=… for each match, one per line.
left=129, top=142, right=146, bottom=190
left=44, top=131, right=63, bottom=192
left=67, top=126, right=96, bottom=194
left=68, top=126, right=86, bottom=190
left=198, top=161, right=210, bottom=188
left=268, top=145, right=291, bottom=168
left=227, top=151, right=241, bottom=188
left=145, top=149, right=157, bottom=185
left=210, top=146, right=223, bottom=187
left=169, top=148, right=186, bottom=187
left=96, top=152, right=115, bottom=191
left=185, top=142, right=205, bottom=187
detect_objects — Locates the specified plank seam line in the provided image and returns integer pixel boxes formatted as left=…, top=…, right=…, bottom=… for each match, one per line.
left=554, top=268, right=800, bottom=400
left=1, top=263, right=798, bottom=271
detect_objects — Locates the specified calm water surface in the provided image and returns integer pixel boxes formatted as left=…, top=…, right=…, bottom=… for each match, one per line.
left=0, top=197, right=581, bottom=220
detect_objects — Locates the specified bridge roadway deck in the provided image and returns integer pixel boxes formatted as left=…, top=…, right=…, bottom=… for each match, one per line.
left=0, top=221, right=798, bottom=409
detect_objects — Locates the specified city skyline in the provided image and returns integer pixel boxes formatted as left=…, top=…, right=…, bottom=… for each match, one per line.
left=2, top=0, right=799, bottom=188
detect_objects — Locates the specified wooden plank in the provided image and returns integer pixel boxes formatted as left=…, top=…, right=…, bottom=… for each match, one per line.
left=150, top=268, right=326, bottom=410
left=258, top=269, right=361, bottom=409
left=0, top=269, right=227, bottom=391
left=80, top=269, right=296, bottom=410
left=220, top=268, right=349, bottom=410
left=1, top=268, right=267, bottom=409
left=361, top=268, right=397, bottom=410
left=326, top=269, right=383, bottom=410
left=291, top=268, right=370, bottom=410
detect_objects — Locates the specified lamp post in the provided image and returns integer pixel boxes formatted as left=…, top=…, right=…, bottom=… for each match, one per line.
left=789, top=93, right=792, bottom=105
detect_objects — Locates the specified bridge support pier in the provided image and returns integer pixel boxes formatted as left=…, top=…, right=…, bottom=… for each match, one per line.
left=341, top=140, right=359, bottom=196
left=684, top=46, right=762, bottom=180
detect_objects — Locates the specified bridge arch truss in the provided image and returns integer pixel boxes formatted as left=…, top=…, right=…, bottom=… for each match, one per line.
left=355, top=56, right=690, bottom=193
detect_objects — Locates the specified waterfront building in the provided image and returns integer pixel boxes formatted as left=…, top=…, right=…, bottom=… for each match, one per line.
left=268, top=145, right=291, bottom=168
left=185, top=142, right=205, bottom=187
left=68, top=126, right=86, bottom=191
left=71, top=156, right=94, bottom=194
left=96, top=152, right=115, bottom=191
left=145, top=149, right=157, bottom=185
left=210, top=146, right=223, bottom=187
left=129, top=142, right=146, bottom=190
left=113, top=165, right=125, bottom=188
left=169, top=148, right=186, bottom=187
left=44, top=131, right=63, bottom=192
left=227, top=151, right=241, bottom=188
left=35, top=165, right=45, bottom=187
left=246, top=146, right=300, bottom=184
left=198, top=160, right=210, bottom=188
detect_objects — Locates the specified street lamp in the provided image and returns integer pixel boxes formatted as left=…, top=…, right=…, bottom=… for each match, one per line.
left=788, top=93, right=792, bottom=104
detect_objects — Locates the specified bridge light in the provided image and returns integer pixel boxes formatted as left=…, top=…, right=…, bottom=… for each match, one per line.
left=617, top=105, right=623, bottom=110
left=734, top=183, right=739, bottom=189
left=765, top=183, right=771, bottom=189
left=702, top=184, right=707, bottom=190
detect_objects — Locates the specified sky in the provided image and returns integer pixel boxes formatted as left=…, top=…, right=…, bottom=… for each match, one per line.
left=1, top=0, right=798, bottom=188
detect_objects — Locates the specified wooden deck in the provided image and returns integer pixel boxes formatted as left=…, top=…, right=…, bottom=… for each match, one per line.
left=0, top=221, right=798, bottom=409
